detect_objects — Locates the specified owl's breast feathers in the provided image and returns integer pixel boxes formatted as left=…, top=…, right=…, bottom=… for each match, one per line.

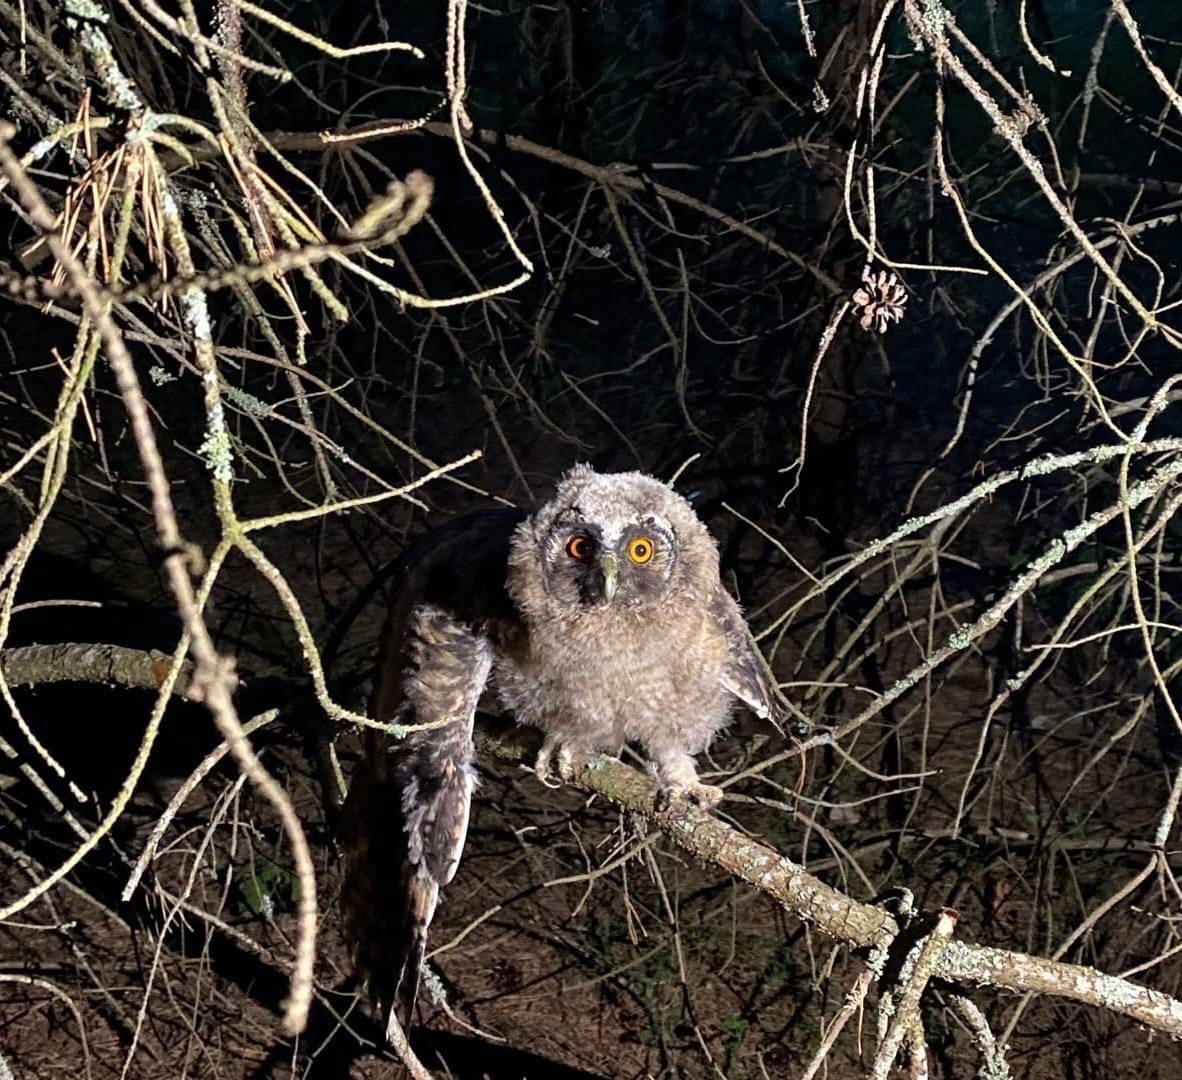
left=492, top=588, right=737, bottom=753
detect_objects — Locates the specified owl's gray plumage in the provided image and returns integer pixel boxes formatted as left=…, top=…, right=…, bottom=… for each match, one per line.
left=340, top=465, right=784, bottom=1031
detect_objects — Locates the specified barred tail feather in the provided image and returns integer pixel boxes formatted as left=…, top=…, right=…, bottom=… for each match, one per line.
left=392, top=863, right=438, bottom=1024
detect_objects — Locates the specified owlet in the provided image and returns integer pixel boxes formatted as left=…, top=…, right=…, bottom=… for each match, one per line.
left=340, top=465, right=786, bottom=1032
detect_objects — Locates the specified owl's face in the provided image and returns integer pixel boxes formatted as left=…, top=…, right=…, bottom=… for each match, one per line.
left=509, top=465, right=718, bottom=617
left=539, top=504, right=677, bottom=611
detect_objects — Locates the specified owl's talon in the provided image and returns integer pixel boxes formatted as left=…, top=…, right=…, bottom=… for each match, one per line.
left=531, top=747, right=562, bottom=788
left=554, top=744, right=576, bottom=782
left=532, top=740, right=576, bottom=788
left=688, top=782, right=724, bottom=808
left=653, top=781, right=723, bottom=812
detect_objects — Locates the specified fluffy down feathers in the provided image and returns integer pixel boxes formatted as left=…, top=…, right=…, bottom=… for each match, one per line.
left=340, top=466, right=784, bottom=1030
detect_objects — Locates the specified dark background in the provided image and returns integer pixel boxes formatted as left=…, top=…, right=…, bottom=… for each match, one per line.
left=2, top=0, right=1182, bottom=1076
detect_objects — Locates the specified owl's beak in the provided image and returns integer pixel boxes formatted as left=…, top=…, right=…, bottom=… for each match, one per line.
left=599, top=553, right=619, bottom=604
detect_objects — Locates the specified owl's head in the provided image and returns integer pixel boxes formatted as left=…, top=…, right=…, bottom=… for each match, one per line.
left=508, top=465, right=719, bottom=617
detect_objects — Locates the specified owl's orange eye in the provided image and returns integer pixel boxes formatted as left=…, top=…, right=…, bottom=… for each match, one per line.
left=627, top=537, right=654, bottom=564
left=566, top=535, right=593, bottom=560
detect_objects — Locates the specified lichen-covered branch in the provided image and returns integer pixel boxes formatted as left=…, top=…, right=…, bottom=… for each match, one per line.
left=0, top=643, right=198, bottom=699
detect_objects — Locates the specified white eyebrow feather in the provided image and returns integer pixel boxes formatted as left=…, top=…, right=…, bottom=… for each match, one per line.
left=600, top=514, right=673, bottom=550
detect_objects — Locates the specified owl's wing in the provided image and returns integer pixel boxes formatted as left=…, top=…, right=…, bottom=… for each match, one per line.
left=712, top=587, right=787, bottom=733
left=341, top=509, right=525, bottom=1029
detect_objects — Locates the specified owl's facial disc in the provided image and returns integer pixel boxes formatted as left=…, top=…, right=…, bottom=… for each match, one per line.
left=551, top=512, right=675, bottom=611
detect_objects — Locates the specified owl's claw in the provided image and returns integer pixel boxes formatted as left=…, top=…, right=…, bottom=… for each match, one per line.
left=555, top=745, right=577, bottom=782
left=532, top=740, right=576, bottom=788
left=654, top=781, right=724, bottom=812
left=647, top=751, right=721, bottom=811
left=532, top=745, right=562, bottom=788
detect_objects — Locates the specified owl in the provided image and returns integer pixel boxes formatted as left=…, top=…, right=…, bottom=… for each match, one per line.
left=340, top=465, right=785, bottom=1034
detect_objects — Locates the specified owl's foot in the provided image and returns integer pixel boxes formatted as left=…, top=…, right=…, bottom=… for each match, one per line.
left=648, top=750, right=722, bottom=811
left=532, top=738, right=577, bottom=788
left=654, top=780, right=724, bottom=812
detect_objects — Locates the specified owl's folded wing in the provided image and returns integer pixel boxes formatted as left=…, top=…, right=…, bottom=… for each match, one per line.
left=712, top=587, right=788, bottom=733
left=341, top=605, right=493, bottom=1028
left=342, top=509, right=526, bottom=1029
